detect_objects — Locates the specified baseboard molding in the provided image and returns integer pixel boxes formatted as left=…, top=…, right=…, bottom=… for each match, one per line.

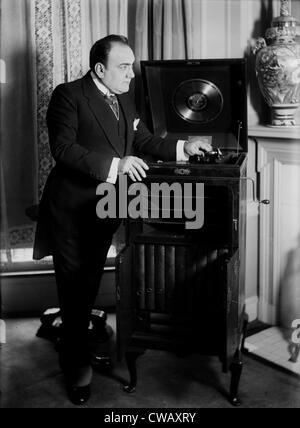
left=2, top=271, right=260, bottom=322
left=258, top=300, right=277, bottom=325
left=1, top=270, right=116, bottom=317
left=246, top=295, right=258, bottom=322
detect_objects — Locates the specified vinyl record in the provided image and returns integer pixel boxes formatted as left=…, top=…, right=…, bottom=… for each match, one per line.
left=172, top=79, right=224, bottom=123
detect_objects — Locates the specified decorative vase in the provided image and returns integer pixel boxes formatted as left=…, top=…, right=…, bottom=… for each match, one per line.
left=254, top=0, right=300, bottom=127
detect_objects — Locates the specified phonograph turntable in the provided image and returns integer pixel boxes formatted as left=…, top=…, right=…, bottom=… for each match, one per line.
left=116, top=59, right=249, bottom=406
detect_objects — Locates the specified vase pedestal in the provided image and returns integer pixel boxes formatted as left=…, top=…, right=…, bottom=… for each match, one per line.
left=268, top=104, right=300, bottom=127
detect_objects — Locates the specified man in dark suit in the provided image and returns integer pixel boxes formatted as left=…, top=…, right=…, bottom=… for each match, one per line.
left=33, top=34, right=211, bottom=405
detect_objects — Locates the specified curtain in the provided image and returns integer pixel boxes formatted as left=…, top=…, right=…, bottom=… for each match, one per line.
left=134, top=0, right=203, bottom=62
left=132, top=0, right=204, bottom=113
left=0, top=0, right=37, bottom=266
left=0, top=0, right=128, bottom=270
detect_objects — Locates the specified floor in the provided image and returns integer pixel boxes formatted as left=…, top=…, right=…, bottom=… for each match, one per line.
left=1, top=316, right=300, bottom=408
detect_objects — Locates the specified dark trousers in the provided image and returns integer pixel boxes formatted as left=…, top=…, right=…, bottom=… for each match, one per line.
left=52, top=218, right=121, bottom=370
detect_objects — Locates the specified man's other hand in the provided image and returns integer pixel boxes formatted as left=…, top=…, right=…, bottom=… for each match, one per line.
left=184, top=137, right=212, bottom=157
left=118, top=156, right=149, bottom=182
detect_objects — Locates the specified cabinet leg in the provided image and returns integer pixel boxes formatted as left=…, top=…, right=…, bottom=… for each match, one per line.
left=123, top=351, right=142, bottom=393
left=229, top=315, right=248, bottom=406
left=241, top=318, right=248, bottom=353
left=229, top=358, right=243, bottom=406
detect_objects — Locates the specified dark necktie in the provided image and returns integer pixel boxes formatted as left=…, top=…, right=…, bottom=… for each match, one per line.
left=105, top=93, right=119, bottom=121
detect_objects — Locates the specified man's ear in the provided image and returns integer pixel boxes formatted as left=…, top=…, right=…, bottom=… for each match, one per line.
left=95, top=62, right=105, bottom=78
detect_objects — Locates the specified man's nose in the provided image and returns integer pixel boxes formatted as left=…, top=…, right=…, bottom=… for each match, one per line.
left=127, top=67, right=135, bottom=78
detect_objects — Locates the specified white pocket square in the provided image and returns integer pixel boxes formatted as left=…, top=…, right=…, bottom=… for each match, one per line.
left=133, top=118, right=140, bottom=131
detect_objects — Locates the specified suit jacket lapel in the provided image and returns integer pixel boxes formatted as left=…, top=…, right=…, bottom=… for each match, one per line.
left=82, top=72, right=124, bottom=157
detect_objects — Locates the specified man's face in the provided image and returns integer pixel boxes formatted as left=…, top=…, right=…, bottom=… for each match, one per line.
left=96, top=43, right=135, bottom=94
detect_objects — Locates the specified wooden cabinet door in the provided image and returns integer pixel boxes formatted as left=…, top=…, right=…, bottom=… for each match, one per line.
left=222, top=250, right=244, bottom=371
left=116, top=246, right=133, bottom=360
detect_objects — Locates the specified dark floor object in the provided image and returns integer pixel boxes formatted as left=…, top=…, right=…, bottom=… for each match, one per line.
left=36, top=307, right=110, bottom=346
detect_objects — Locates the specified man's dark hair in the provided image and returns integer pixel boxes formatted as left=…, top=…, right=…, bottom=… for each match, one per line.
left=89, top=35, right=129, bottom=71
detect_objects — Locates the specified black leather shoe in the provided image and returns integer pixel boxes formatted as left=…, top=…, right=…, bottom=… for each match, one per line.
left=67, top=385, right=91, bottom=405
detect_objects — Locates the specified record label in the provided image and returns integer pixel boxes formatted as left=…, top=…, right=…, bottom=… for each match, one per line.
left=173, top=79, right=224, bottom=123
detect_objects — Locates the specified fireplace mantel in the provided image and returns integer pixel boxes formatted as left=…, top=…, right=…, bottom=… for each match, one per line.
left=248, top=126, right=300, bottom=325
left=249, top=125, right=300, bottom=141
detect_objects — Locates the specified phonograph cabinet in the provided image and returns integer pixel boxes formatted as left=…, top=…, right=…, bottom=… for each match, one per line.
left=116, top=59, right=248, bottom=406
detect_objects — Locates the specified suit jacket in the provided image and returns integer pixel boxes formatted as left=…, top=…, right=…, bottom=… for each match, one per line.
left=33, top=71, right=177, bottom=259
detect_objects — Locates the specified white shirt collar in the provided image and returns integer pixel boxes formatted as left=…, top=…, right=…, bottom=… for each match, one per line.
left=91, top=71, right=113, bottom=97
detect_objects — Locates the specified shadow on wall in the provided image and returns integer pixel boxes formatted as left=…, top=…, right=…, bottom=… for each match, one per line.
left=277, top=234, right=300, bottom=362
left=278, top=234, right=300, bottom=330
left=245, top=0, right=274, bottom=125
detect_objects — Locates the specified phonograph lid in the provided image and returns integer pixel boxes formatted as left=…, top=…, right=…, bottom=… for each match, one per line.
left=140, top=59, right=248, bottom=152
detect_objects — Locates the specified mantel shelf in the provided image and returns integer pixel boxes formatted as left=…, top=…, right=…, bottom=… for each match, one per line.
left=248, top=125, right=300, bottom=141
